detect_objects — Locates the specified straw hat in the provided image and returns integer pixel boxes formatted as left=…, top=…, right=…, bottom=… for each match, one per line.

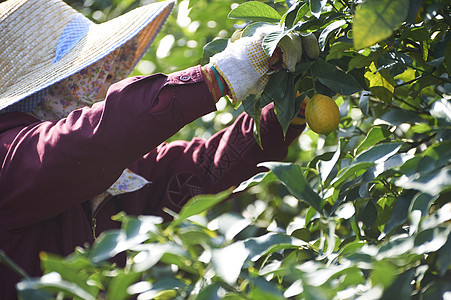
left=0, top=0, right=175, bottom=112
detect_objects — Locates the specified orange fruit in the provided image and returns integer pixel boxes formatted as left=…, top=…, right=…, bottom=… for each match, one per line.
left=305, top=94, right=340, bottom=135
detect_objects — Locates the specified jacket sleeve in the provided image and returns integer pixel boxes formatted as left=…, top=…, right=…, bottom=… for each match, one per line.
left=116, top=103, right=305, bottom=219
left=0, top=66, right=217, bottom=229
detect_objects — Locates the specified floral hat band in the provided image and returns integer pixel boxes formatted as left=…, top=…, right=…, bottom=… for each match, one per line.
left=0, top=0, right=175, bottom=113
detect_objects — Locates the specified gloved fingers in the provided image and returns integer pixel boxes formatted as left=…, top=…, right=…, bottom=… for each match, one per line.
left=300, top=33, right=320, bottom=59
left=277, top=32, right=303, bottom=72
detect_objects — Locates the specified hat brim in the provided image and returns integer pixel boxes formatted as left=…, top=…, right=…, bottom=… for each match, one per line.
left=0, top=0, right=174, bottom=111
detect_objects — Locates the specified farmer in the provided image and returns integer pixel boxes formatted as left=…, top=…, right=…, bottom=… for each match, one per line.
left=0, top=0, right=310, bottom=298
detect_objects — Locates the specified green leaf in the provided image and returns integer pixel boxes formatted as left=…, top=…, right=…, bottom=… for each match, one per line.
left=326, top=42, right=352, bottom=61
left=242, top=94, right=263, bottom=147
left=437, top=233, right=451, bottom=276
left=419, top=140, right=451, bottom=174
left=413, top=226, right=451, bottom=255
left=248, top=277, right=285, bottom=299
left=244, top=232, right=306, bottom=262
left=17, top=273, right=95, bottom=300
left=430, top=98, right=451, bottom=125
left=292, top=3, right=309, bottom=27
left=211, top=241, right=249, bottom=285
left=202, top=38, right=228, bottom=65
left=378, top=108, right=425, bottom=125
left=348, top=54, right=376, bottom=71
left=259, top=162, right=323, bottom=212
left=355, top=125, right=392, bottom=155
left=107, top=271, right=141, bottom=300
left=395, top=166, right=451, bottom=196
left=380, top=269, right=415, bottom=300
left=410, top=193, right=438, bottom=217
left=377, top=235, right=415, bottom=259
left=281, top=2, right=304, bottom=28
left=353, top=0, right=409, bottom=49
left=40, top=253, right=98, bottom=296
left=353, top=142, right=403, bottom=164
left=370, top=260, right=397, bottom=289
left=359, top=200, right=378, bottom=229
left=134, top=278, right=186, bottom=299
left=319, top=20, right=347, bottom=51
left=309, top=0, right=327, bottom=18
left=233, top=171, right=277, bottom=193
left=171, top=188, right=233, bottom=227
left=196, top=282, right=222, bottom=300
left=228, top=1, right=281, bottom=22
left=384, top=189, right=417, bottom=235
left=262, top=31, right=285, bottom=57
left=214, top=212, right=252, bottom=241
left=131, top=243, right=186, bottom=273
left=273, top=73, right=299, bottom=134
left=331, top=162, right=374, bottom=187
left=364, top=62, right=395, bottom=103
left=311, top=58, right=362, bottom=95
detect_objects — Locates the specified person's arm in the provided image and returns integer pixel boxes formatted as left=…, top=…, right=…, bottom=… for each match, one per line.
left=116, top=102, right=305, bottom=219
left=0, top=66, right=216, bottom=229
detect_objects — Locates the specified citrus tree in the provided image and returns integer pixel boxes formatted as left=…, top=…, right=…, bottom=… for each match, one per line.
left=4, top=0, right=451, bottom=299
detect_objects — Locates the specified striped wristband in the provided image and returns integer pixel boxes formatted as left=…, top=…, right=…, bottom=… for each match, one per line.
left=209, top=64, right=226, bottom=97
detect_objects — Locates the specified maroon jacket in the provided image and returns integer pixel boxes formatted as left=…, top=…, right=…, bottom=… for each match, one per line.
left=0, top=66, right=304, bottom=299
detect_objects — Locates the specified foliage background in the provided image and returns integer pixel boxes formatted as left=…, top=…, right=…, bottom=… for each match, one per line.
left=6, top=0, right=451, bottom=299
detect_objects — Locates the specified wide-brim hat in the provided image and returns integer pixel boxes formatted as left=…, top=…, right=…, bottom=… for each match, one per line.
left=0, top=0, right=175, bottom=112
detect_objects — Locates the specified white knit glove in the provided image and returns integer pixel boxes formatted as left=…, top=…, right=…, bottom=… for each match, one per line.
left=210, top=29, right=304, bottom=103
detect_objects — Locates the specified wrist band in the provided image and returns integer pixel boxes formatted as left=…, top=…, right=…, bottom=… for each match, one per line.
left=209, top=64, right=225, bottom=97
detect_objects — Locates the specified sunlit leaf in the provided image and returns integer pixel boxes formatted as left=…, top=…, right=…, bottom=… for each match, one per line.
left=353, top=0, right=409, bottom=49
left=395, top=166, right=451, bottom=196
left=309, top=0, right=327, bottom=18
left=91, top=231, right=146, bottom=263
left=370, top=260, right=397, bottom=289
left=259, top=161, right=323, bottom=212
left=17, top=273, right=95, bottom=300
left=244, top=232, right=307, bottom=261
left=353, top=142, right=403, bottom=164
left=355, top=125, right=391, bottom=155
left=414, top=226, right=451, bottom=255
left=213, top=212, right=252, bottom=241
left=319, top=20, right=347, bottom=50
left=131, top=243, right=186, bottom=273
left=233, top=172, right=277, bottom=193
left=332, top=162, right=374, bottom=187
left=40, top=253, right=98, bottom=296
left=364, top=62, right=395, bottom=103
left=430, top=98, right=451, bottom=125
left=172, top=188, right=233, bottom=227
left=410, top=193, right=438, bottom=217
left=292, top=3, right=309, bottom=27
left=107, top=271, right=141, bottom=300
left=211, top=241, right=249, bottom=285
left=380, top=269, right=415, bottom=300
left=228, top=1, right=281, bottom=22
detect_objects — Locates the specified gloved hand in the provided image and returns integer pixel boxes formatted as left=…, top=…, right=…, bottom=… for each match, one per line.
left=210, top=28, right=318, bottom=103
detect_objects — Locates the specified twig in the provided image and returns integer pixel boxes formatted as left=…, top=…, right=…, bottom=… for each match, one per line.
left=393, top=94, right=422, bottom=111
left=0, top=250, right=29, bottom=279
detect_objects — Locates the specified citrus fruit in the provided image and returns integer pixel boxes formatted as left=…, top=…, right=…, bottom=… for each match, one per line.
left=305, top=94, right=340, bottom=135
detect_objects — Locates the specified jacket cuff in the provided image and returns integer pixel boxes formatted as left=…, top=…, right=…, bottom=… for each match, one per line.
left=166, top=65, right=217, bottom=124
